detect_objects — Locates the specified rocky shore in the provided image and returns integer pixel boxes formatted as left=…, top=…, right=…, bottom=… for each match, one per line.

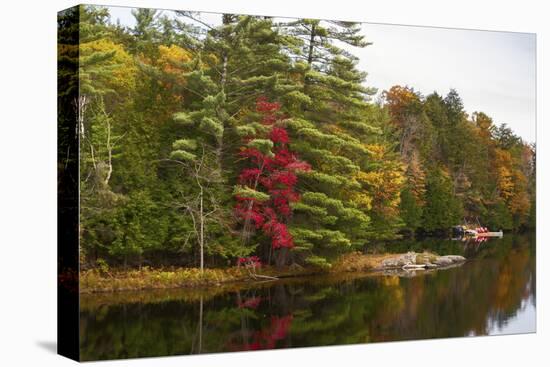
left=379, top=252, right=466, bottom=271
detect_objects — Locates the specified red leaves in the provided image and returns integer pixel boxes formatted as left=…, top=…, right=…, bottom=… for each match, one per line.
left=237, top=256, right=262, bottom=267
left=269, top=127, right=289, bottom=144
left=237, top=296, right=262, bottom=309
left=271, top=170, right=297, bottom=187
left=239, top=168, right=263, bottom=184
left=285, top=160, right=311, bottom=172
left=239, top=147, right=265, bottom=167
left=248, top=315, right=293, bottom=350
left=271, top=315, right=293, bottom=340
left=234, top=204, right=265, bottom=228
left=264, top=220, right=294, bottom=249
left=256, top=96, right=281, bottom=113
left=234, top=97, right=309, bottom=251
left=227, top=314, right=293, bottom=351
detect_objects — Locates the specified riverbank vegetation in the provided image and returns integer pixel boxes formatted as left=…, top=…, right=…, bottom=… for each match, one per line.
left=79, top=235, right=535, bottom=360
left=80, top=251, right=448, bottom=293
left=58, top=6, right=536, bottom=274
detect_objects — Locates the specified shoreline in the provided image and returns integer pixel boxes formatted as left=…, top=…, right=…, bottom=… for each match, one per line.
left=80, top=251, right=466, bottom=294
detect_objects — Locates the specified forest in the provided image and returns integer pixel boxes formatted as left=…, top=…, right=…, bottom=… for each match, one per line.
left=58, top=5, right=536, bottom=271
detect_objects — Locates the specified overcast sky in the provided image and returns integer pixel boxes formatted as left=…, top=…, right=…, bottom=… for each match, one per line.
left=107, top=6, right=536, bottom=143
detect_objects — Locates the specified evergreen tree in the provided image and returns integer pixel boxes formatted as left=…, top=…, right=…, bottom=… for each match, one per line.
left=72, top=6, right=536, bottom=270
left=399, top=187, right=423, bottom=232
left=422, top=168, right=463, bottom=232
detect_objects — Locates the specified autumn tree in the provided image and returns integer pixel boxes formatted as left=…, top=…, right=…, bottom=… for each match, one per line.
left=234, top=98, right=310, bottom=266
left=73, top=5, right=536, bottom=271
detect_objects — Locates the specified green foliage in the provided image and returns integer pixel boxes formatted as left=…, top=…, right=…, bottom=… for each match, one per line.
left=422, top=168, right=463, bottom=232
left=486, top=199, right=513, bottom=231
left=247, top=139, right=274, bottom=155
left=75, top=5, right=535, bottom=272
left=170, top=150, right=196, bottom=162
left=172, top=139, right=197, bottom=151
left=399, top=187, right=423, bottom=230
left=233, top=185, right=270, bottom=202
left=304, top=255, right=332, bottom=269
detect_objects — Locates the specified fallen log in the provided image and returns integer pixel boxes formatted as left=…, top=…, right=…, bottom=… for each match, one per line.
left=250, top=274, right=279, bottom=281
left=402, top=264, right=428, bottom=270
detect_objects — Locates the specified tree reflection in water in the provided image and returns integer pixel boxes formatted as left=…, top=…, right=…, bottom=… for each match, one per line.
left=80, top=234, right=535, bottom=361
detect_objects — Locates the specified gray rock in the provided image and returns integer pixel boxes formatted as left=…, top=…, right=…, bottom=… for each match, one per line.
left=434, top=257, right=453, bottom=266
left=380, top=252, right=466, bottom=270
left=381, top=257, right=405, bottom=268
left=445, top=255, right=466, bottom=263
left=381, top=251, right=417, bottom=268
left=434, top=255, right=466, bottom=266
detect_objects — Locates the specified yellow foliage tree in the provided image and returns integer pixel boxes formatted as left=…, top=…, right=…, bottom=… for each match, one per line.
left=358, top=144, right=405, bottom=220
left=79, top=38, right=137, bottom=98
left=494, top=148, right=514, bottom=201
left=157, top=44, right=193, bottom=85
left=493, top=148, right=531, bottom=221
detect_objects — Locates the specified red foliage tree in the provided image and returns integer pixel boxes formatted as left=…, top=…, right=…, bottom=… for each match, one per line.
left=234, top=97, right=310, bottom=256
left=248, top=315, right=293, bottom=350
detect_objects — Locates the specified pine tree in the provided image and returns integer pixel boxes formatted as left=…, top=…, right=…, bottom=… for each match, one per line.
left=71, top=6, right=536, bottom=270
left=422, top=168, right=463, bottom=232
left=278, top=18, right=401, bottom=263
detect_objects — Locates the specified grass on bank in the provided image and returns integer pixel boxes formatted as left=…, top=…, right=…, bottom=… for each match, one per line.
left=80, top=263, right=326, bottom=293
left=80, top=251, right=440, bottom=293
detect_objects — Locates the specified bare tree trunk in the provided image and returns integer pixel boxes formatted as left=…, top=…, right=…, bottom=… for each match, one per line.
left=77, top=95, right=98, bottom=173
left=198, top=295, right=203, bottom=353
left=275, top=248, right=288, bottom=268
left=88, top=140, right=97, bottom=171
left=104, top=117, right=113, bottom=186
left=199, top=185, right=204, bottom=273
left=307, top=24, right=316, bottom=66
left=237, top=292, right=250, bottom=349
left=241, top=162, right=265, bottom=243
left=76, top=95, right=88, bottom=140
left=221, top=54, right=228, bottom=89
left=304, top=24, right=316, bottom=92
left=194, top=148, right=206, bottom=273
left=213, top=53, right=228, bottom=193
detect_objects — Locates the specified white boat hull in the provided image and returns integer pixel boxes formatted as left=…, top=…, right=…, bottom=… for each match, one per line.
left=475, top=231, right=503, bottom=238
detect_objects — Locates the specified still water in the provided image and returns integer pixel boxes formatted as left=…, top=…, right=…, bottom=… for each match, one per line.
left=80, top=234, right=536, bottom=361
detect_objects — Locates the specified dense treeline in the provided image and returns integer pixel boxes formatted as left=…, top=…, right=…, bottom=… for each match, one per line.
left=58, top=6, right=535, bottom=270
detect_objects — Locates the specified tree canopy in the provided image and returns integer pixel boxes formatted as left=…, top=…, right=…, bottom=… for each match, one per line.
left=61, top=6, right=535, bottom=270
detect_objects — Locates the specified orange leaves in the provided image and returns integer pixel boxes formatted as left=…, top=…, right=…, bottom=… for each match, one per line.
left=157, top=45, right=192, bottom=75
left=509, top=190, right=530, bottom=218
left=364, top=143, right=386, bottom=160
left=497, top=167, right=514, bottom=200
left=493, top=148, right=531, bottom=218
left=155, top=45, right=194, bottom=98
left=80, top=39, right=137, bottom=95
left=355, top=144, right=405, bottom=218
left=494, top=148, right=514, bottom=202
left=405, top=150, right=426, bottom=205
left=508, top=170, right=530, bottom=217
left=494, top=148, right=514, bottom=199
left=382, top=85, right=421, bottom=126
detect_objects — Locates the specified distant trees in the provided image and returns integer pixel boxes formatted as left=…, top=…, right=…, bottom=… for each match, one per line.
left=422, top=168, right=463, bottom=232
left=384, top=84, right=535, bottom=235
left=73, top=5, right=536, bottom=270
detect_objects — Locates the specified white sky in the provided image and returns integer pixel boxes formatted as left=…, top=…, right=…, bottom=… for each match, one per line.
left=107, top=6, right=536, bottom=143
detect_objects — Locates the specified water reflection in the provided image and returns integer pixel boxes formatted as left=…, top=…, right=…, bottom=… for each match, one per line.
left=80, top=234, right=535, bottom=361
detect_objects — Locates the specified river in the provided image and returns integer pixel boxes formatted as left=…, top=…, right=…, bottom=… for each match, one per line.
left=79, top=234, right=536, bottom=361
